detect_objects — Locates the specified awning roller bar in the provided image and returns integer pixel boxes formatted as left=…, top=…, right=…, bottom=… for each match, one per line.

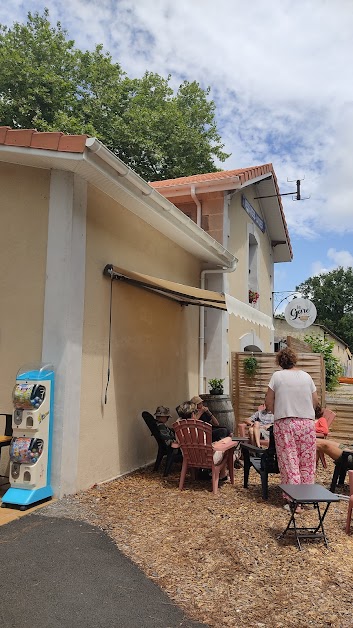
left=103, top=264, right=227, bottom=310
left=103, top=264, right=274, bottom=329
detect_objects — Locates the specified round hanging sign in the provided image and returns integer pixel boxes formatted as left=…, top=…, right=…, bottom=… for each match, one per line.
left=284, top=297, right=317, bottom=329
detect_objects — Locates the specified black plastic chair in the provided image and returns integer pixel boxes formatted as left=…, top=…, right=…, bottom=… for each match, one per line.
left=142, top=411, right=182, bottom=477
left=330, top=450, right=353, bottom=492
left=240, top=426, right=279, bottom=499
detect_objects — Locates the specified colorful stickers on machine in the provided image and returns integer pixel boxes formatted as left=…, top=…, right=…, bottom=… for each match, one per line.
left=12, top=384, right=34, bottom=410
left=12, top=383, right=46, bottom=410
left=10, top=438, right=44, bottom=465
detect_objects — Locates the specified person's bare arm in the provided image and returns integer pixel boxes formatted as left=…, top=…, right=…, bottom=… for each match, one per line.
left=312, top=391, right=319, bottom=410
left=209, top=411, right=219, bottom=426
left=265, top=387, right=275, bottom=414
left=200, top=406, right=219, bottom=426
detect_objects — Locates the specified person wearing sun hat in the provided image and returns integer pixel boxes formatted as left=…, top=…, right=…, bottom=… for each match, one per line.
left=154, top=406, right=178, bottom=447
left=190, top=395, right=230, bottom=442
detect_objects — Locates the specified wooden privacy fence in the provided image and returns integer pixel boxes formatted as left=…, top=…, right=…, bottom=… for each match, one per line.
left=231, top=352, right=325, bottom=430
left=325, top=398, right=353, bottom=443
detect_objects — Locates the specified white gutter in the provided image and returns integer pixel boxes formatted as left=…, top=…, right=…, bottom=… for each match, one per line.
left=199, top=192, right=237, bottom=392
left=86, top=137, right=153, bottom=196
left=84, top=138, right=236, bottom=268
left=190, top=184, right=202, bottom=226
left=199, top=264, right=237, bottom=393
left=152, top=176, right=241, bottom=197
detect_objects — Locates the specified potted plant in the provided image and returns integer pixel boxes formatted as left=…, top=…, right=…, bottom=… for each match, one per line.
left=208, top=378, right=224, bottom=395
left=249, top=290, right=259, bottom=304
left=243, top=356, right=258, bottom=377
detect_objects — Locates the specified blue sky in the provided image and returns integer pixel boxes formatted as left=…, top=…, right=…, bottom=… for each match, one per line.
left=2, top=0, right=353, bottom=307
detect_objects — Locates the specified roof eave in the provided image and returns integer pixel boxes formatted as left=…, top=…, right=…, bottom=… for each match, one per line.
left=0, top=141, right=237, bottom=269
left=151, top=177, right=241, bottom=197
left=243, top=174, right=293, bottom=263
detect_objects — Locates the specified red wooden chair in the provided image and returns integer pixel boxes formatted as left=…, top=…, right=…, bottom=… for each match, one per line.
left=317, top=408, right=336, bottom=469
left=173, top=419, right=235, bottom=495
left=345, top=470, right=353, bottom=534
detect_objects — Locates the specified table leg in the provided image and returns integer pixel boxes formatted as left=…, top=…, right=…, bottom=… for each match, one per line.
left=313, top=502, right=331, bottom=548
left=291, top=503, right=302, bottom=550
left=279, top=500, right=333, bottom=549
left=278, top=502, right=302, bottom=549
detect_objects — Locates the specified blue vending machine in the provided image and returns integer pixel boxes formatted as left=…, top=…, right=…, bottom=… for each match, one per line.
left=2, top=363, right=54, bottom=510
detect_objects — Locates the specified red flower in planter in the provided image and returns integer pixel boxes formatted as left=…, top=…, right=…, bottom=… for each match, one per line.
left=249, top=290, right=259, bottom=304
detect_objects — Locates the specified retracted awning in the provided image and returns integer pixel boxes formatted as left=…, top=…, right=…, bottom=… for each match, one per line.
left=103, top=264, right=274, bottom=330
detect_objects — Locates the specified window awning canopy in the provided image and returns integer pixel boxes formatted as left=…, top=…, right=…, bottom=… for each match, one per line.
left=103, top=264, right=274, bottom=330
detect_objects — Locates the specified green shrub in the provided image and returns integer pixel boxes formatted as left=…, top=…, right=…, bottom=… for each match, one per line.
left=243, top=356, right=258, bottom=377
left=304, top=334, right=343, bottom=391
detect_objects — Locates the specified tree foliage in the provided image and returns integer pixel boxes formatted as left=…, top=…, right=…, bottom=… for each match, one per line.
left=0, top=10, right=230, bottom=180
left=296, top=267, right=353, bottom=350
left=304, top=335, right=343, bottom=391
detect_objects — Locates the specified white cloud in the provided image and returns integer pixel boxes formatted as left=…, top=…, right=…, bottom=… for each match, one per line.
left=327, top=248, right=353, bottom=267
left=311, top=261, right=329, bottom=276
left=3, top=0, right=353, bottom=239
left=311, top=248, right=353, bottom=276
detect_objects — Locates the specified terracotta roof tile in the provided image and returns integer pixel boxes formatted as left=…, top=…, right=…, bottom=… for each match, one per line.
left=5, top=129, right=36, bottom=147
left=150, top=164, right=274, bottom=188
left=0, top=126, right=11, bottom=143
left=0, top=127, right=87, bottom=153
left=31, top=132, right=64, bottom=150
left=58, top=134, right=88, bottom=153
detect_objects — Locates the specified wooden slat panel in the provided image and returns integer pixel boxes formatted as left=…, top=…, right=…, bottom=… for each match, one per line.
left=325, top=399, right=353, bottom=443
left=231, top=352, right=325, bottom=431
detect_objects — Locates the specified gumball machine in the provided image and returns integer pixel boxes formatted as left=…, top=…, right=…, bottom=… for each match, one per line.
left=1, top=363, right=54, bottom=510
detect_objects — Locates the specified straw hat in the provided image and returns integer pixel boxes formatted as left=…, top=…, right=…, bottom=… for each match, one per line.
left=190, top=395, right=203, bottom=405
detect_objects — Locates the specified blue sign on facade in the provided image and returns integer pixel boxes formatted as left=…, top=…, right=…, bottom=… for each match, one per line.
left=241, top=194, right=265, bottom=233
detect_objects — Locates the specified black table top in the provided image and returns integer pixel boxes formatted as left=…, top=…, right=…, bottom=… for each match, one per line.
left=279, top=483, right=340, bottom=503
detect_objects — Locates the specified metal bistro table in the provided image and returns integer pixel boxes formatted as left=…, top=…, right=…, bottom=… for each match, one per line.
left=279, top=484, right=340, bottom=550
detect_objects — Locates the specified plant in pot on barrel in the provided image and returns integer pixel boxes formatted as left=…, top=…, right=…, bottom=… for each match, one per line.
left=200, top=379, right=235, bottom=437
left=208, top=378, right=224, bottom=395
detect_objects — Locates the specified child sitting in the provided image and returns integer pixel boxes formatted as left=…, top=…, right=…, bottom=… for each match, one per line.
left=244, top=405, right=274, bottom=447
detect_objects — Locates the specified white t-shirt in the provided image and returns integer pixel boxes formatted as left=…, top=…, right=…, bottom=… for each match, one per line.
left=268, top=369, right=316, bottom=421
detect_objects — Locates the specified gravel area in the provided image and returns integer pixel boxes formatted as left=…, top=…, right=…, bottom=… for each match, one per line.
left=34, top=459, right=353, bottom=628
left=36, top=491, right=103, bottom=525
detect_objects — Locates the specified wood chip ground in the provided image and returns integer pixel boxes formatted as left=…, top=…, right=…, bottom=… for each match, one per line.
left=63, top=458, right=353, bottom=628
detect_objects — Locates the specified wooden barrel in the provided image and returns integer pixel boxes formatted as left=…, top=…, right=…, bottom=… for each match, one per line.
left=200, top=394, right=235, bottom=434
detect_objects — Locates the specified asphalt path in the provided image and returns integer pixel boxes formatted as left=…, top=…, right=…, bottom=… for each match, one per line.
left=0, top=514, right=207, bottom=628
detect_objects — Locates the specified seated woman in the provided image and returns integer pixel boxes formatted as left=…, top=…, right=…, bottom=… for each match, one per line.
left=244, top=405, right=274, bottom=447
left=190, top=395, right=230, bottom=441
left=315, top=405, right=329, bottom=437
left=177, top=400, right=229, bottom=482
left=316, top=438, right=353, bottom=466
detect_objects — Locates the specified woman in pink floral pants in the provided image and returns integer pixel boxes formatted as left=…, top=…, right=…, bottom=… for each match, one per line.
left=265, top=348, right=318, bottom=500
